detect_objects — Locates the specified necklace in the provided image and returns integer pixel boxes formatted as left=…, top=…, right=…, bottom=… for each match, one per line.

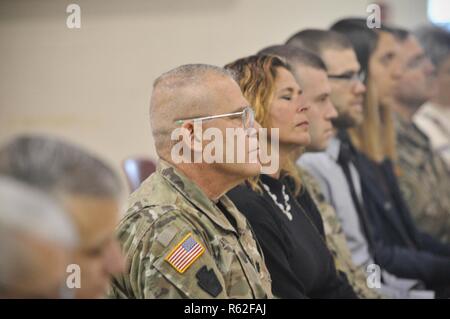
left=261, top=182, right=293, bottom=221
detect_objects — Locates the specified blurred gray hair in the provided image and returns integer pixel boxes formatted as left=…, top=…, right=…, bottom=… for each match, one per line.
left=415, top=25, right=450, bottom=67
left=0, top=135, right=123, bottom=199
left=0, top=177, right=78, bottom=290
left=152, top=64, right=236, bottom=90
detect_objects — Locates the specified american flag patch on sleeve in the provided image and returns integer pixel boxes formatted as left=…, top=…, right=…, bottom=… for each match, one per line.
left=165, top=233, right=205, bottom=273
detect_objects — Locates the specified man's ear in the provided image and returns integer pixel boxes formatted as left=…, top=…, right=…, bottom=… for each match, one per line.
left=181, top=121, right=203, bottom=153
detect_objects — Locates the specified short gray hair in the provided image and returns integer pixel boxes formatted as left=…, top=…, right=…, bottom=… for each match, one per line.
left=152, top=64, right=236, bottom=90
left=415, top=25, right=450, bottom=67
left=0, top=135, right=123, bottom=199
left=0, top=177, right=78, bottom=290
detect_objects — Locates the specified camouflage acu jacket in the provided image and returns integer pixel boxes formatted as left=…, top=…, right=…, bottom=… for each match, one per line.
left=298, top=167, right=382, bottom=299
left=395, top=116, right=450, bottom=243
left=110, top=160, right=273, bottom=299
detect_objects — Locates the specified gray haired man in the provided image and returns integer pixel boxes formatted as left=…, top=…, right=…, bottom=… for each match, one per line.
left=0, top=177, right=78, bottom=298
left=0, top=135, right=126, bottom=298
left=110, top=64, right=273, bottom=299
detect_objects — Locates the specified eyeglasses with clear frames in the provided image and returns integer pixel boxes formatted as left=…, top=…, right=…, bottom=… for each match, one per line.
left=174, top=106, right=255, bottom=132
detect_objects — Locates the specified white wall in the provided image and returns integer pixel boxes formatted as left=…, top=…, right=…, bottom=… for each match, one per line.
left=0, top=0, right=429, bottom=181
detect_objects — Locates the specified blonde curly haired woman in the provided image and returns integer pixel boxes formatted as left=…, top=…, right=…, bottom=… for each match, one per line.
left=225, top=55, right=357, bottom=299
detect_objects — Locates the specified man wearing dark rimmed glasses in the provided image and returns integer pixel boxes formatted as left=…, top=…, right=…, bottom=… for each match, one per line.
left=110, top=64, right=273, bottom=299
left=287, top=30, right=366, bottom=130
left=391, top=28, right=450, bottom=246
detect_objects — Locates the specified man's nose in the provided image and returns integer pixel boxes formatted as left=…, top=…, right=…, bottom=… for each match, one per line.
left=327, top=101, right=338, bottom=119
left=353, top=80, right=366, bottom=94
left=424, top=58, right=435, bottom=76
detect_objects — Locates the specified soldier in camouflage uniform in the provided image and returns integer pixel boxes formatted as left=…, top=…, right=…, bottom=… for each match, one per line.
left=299, top=167, right=382, bottom=299
left=386, top=30, right=450, bottom=244
left=395, top=115, right=450, bottom=243
left=110, top=64, right=272, bottom=299
left=110, top=160, right=272, bottom=298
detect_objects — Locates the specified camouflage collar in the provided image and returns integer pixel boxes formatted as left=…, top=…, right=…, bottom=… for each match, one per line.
left=395, top=114, right=430, bottom=150
left=157, top=160, right=239, bottom=234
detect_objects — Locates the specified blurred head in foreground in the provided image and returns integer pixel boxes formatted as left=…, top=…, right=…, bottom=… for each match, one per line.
left=0, top=135, right=126, bottom=298
left=0, top=177, right=78, bottom=298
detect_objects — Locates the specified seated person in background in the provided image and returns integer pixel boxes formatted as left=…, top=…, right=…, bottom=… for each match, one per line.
left=0, top=135, right=126, bottom=298
left=258, top=44, right=381, bottom=299
left=225, top=55, right=357, bottom=299
left=0, top=177, right=78, bottom=298
left=414, top=26, right=450, bottom=169
left=388, top=28, right=450, bottom=245
left=288, top=28, right=374, bottom=275
left=339, top=23, right=450, bottom=298
left=110, top=64, right=273, bottom=299
left=293, top=24, right=450, bottom=298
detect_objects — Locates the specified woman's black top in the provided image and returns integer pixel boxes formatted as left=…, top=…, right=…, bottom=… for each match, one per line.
left=227, top=174, right=357, bottom=299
